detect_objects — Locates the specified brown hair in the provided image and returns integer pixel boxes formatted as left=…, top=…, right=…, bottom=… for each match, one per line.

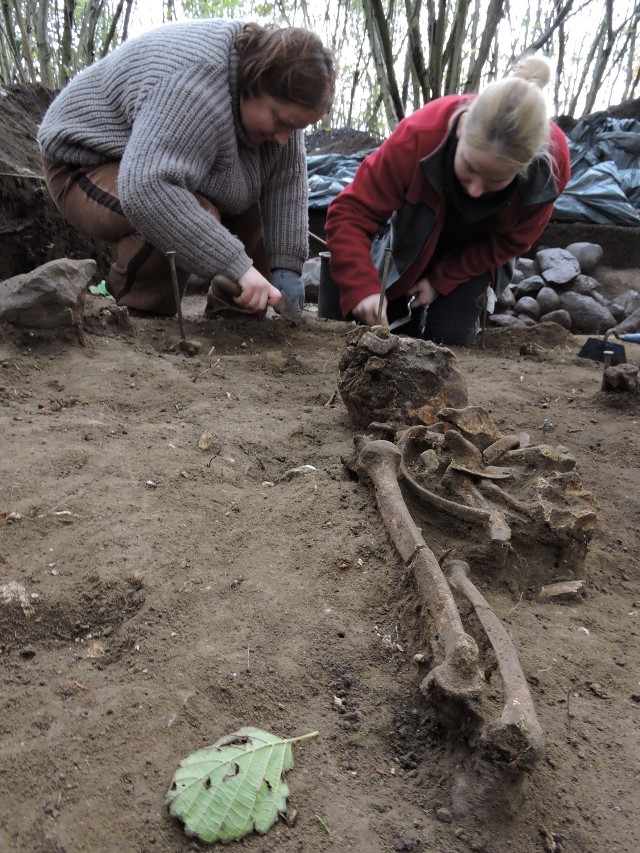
left=235, top=23, right=335, bottom=113
left=461, top=55, right=552, bottom=172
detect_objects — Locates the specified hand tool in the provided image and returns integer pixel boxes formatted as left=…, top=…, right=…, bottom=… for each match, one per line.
left=375, top=247, right=393, bottom=325
left=213, top=274, right=301, bottom=324
left=167, top=250, right=201, bottom=356
left=577, top=328, right=638, bottom=364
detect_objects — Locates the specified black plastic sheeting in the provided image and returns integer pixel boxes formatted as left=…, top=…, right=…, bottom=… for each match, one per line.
left=306, top=114, right=640, bottom=225
left=307, top=151, right=373, bottom=208
left=552, top=114, right=640, bottom=225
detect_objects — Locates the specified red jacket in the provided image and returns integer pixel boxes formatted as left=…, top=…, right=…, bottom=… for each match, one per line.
left=325, top=95, right=571, bottom=317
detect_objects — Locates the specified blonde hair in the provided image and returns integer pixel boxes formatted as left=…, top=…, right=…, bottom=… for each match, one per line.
left=461, top=56, right=552, bottom=172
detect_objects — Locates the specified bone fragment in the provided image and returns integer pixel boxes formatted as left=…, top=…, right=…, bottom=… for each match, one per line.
left=359, top=330, right=400, bottom=356
left=441, top=469, right=511, bottom=544
left=446, top=558, right=545, bottom=767
left=482, top=435, right=522, bottom=466
left=444, top=429, right=513, bottom=479
left=538, top=580, right=585, bottom=601
left=477, top=479, right=534, bottom=516
left=351, top=437, right=484, bottom=716
left=505, top=445, right=576, bottom=473
left=437, top=405, right=502, bottom=448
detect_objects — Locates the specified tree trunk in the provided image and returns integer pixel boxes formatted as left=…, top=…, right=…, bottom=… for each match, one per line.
left=9, top=0, right=37, bottom=80
left=368, top=0, right=405, bottom=122
left=60, top=0, right=76, bottom=84
left=362, top=0, right=403, bottom=128
left=34, top=0, right=53, bottom=87
left=465, top=0, right=504, bottom=93
left=405, top=0, right=428, bottom=103
left=443, top=0, right=471, bottom=94
left=426, top=0, right=447, bottom=99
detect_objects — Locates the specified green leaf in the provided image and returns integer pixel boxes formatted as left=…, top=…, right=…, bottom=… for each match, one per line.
left=166, top=727, right=318, bottom=843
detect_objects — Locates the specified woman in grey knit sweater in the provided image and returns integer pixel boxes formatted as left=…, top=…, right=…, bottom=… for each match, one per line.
left=37, top=19, right=335, bottom=317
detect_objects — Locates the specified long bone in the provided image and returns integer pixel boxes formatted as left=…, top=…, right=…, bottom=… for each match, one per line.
left=350, top=436, right=485, bottom=723
left=446, top=557, right=545, bottom=768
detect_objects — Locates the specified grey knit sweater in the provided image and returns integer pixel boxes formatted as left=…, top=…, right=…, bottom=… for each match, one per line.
left=37, top=19, right=309, bottom=280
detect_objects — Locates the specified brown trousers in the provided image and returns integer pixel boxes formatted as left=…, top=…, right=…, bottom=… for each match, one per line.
left=41, top=158, right=270, bottom=315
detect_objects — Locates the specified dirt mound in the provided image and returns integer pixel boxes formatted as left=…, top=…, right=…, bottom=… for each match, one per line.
left=607, top=95, right=640, bottom=121
left=0, top=84, right=53, bottom=174
left=0, top=85, right=110, bottom=283
left=475, top=320, right=577, bottom=354
left=305, top=127, right=381, bottom=154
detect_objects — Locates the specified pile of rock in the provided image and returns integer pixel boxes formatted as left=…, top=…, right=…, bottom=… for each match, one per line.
left=492, top=242, right=640, bottom=335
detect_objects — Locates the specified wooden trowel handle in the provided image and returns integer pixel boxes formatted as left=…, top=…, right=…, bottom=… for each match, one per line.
left=213, top=274, right=242, bottom=299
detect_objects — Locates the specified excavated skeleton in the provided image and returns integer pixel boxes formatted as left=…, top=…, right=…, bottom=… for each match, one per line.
left=341, top=327, right=598, bottom=810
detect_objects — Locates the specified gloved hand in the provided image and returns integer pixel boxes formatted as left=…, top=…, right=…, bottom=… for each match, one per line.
left=271, top=268, right=305, bottom=316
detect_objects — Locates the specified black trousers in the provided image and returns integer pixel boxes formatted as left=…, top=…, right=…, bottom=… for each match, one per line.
left=401, top=274, right=491, bottom=345
left=318, top=252, right=491, bottom=346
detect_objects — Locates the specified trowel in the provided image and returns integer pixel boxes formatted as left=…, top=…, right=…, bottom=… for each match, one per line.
left=577, top=329, right=640, bottom=364
left=212, top=274, right=301, bottom=324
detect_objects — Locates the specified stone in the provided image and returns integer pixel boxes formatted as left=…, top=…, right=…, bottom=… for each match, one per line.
left=615, top=305, right=640, bottom=335
left=301, top=256, right=322, bottom=301
left=0, top=258, right=95, bottom=328
left=569, top=274, right=600, bottom=296
left=536, top=286, right=560, bottom=314
left=496, top=286, right=516, bottom=310
left=435, top=807, right=453, bottom=824
left=609, top=302, right=627, bottom=323
left=558, top=292, right=616, bottom=334
left=515, top=257, right=538, bottom=277
left=539, top=309, right=572, bottom=330
left=514, top=296, right=540, bottom=318
left=512, top=275, right=545, bottom=299
left=535, top=248, right=581, bottom=285
left=515, top=313, right=537, bottom=326
left=488, top=313, right=527, bottom=327
left=565, top=241, right=604, bottom=273
left=511, top=268, right=524, bottom=285
left=602, top=363, right=639, bottom=393
left=610, top=289, right=640, bottom=319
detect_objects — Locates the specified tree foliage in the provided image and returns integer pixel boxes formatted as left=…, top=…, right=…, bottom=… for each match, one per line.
left=0, top=0, right=135, bottom=87
left=1, top=0, right=639, bottom=133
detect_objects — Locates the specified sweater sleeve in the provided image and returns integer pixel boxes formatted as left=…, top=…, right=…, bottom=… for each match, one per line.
left=117, top=66, right=253, bottom=282
left=259, top=130, right=309, bottom=273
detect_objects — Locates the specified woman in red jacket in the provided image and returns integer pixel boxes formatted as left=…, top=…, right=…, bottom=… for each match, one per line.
left=323, top=56, right=570, bottom=344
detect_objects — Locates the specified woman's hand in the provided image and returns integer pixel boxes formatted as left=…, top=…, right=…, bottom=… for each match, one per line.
left=408, top=277, right=438, bottom=308
left=237, top=266, right=281, bottom=312
left=352, top=293, right=386, bottom=327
